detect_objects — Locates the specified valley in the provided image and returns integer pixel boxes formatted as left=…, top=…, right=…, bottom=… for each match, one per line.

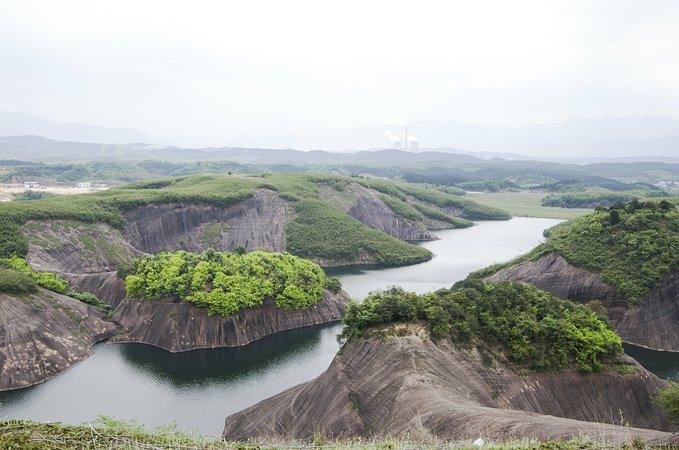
left=0, top=168, right=677, bottom=447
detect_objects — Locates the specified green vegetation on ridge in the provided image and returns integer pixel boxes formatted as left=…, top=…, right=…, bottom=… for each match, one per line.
left=0, top=268, right=38, bottom=294
left=471, top=200, right=679, bottom=304
left=545, top=200, right=678, bottom=303
left=341, top=281, right=622, bottom=373
left=541, top=189, right=667, bottom=209
left=124, top=250, right=329, bottom=316
left=0, top=173, right=504, bottom=266
left=286, top=200, right=432, bottom=266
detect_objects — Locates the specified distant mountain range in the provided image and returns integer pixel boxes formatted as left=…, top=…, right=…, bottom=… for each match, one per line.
left=1, top=111, right=678, bottom=159
left=0, top=111, right=162, bottom=145
left=270, top=116, right=679, bottom=157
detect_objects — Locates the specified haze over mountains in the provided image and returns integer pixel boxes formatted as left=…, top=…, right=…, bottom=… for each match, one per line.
left=0, top=111, right=163, bottom=146
left=1, top=111, right=678, bottom=161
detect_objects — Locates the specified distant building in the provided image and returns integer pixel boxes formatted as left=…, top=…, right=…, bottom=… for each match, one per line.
left=23, top=182, right=40, bottom=189
left=77, top=182, right=93, bottom=188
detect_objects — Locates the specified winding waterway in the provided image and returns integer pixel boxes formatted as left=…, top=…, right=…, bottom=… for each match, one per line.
left=1, top=217, right=676, bottom=435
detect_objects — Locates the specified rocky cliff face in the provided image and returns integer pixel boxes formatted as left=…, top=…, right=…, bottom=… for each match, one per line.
left=111, top=290, right=350, bottom=352
left=65, top=271, right=128, bottom=309
left=65, top=270, right=350, bottom=352
left=488, top=253, right=679, bottom=352
left=223, top=325, right=674, bottom=444
left=319, top=182, right=438, bottom=241
left=24, top=220, right=140, bottom=273
left=122, top=189, right=291, bottom=254
left=0, top=289, right=116, bottom=391
left=348, top=196, right=437, bottom=241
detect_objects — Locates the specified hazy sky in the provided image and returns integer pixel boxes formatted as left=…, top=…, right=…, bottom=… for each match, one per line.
left=2, top=0, right=679, bottom=145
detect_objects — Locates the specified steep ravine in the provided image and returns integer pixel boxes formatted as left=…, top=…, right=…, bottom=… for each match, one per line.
left=0, top=289, right=116, bottom=391
left=223, top=326, right=675, bottom=444
left=488, top=253, right=679, bottom=352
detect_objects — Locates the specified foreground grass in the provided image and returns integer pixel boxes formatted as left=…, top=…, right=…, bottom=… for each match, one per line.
left=467, top=192, right=591, bottom=219
left=0, top=419, right=636, bottom=449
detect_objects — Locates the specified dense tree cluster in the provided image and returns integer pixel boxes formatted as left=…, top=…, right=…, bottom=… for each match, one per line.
left=546, top=200, right=678, bottom=303
left=341, top=281, right=622, bottom=373
left=124, top=250, right=330, bottom=316
left=0, top=173, right=504, bottom=267
left=540, top=189, right=664, bottom=209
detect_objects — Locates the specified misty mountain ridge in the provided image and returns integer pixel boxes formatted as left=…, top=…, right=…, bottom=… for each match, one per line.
left=0, top=111, right=163, bottom=145
left=1, top=112, right=678, bottom=160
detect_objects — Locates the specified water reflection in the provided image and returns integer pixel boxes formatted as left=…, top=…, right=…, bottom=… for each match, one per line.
left=0, top=324, right=342, bottom=435
left=119, top=324, right=335, bottom=387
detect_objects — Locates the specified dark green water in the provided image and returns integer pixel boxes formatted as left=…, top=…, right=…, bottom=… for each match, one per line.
left=1, top=217, right=676, bottom=435
left=623, top=344, right=679, bottom=381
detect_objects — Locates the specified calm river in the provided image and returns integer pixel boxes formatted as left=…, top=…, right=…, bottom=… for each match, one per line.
left=1, top=217, right=674, bottom=435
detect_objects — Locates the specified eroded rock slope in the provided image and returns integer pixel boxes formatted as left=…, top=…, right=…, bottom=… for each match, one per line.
left=488, top=253, right=679, bottom=352
left=0, top=289, right=116, bottom=390
left=223, top=325, right=674, bottom=444
left=112, top=290, right=350, bottom=352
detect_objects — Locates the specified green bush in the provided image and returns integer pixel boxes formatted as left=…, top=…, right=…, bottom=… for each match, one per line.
left=0, top=220, right=28, bottom=257
left=341, top=281, right=622, bottom=373
left=0, top=255, right=69, bottom=293
left=67, top=290, right=112, bottom=312
left=0, top=268, right=38, bottom=294
left=124, top=250, right=327, bottom=316
left=655, top=383, right=679, bottom=422
left=325, top=276, right=342, bottom=293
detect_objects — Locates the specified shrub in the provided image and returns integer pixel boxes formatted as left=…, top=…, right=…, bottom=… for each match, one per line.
left=0, top=255, right=69, bottom=293
left=0, top=268, right=37, bottom=294
left=325, top=276, right=342, bottom=293
left=124, top=250, right=327, bottom=316
left=654, top=383, right=679, bottom=422
left=0, top=220, right=28, bottom=258
left=341, top=281, right=622, bottom=373
left=67, top=291, right=112, bottom=312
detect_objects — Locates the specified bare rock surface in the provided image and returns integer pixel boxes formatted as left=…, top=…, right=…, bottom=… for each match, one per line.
left=122, top=189, right=291, bottom=254
left=24, top=220, right=140, bottom=273
left=64, top=271, right=127, bottom=309
left=319, top=182, right=438, bottom=241
left=223, top=325, right=674, bottom=444
left=0, top=289, right=116, bottom=391
left=488, top=253, right=679, bottom=351
left=348, top=195, right=437, bottom=241
left=111, top=290, right=350, bottom=352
